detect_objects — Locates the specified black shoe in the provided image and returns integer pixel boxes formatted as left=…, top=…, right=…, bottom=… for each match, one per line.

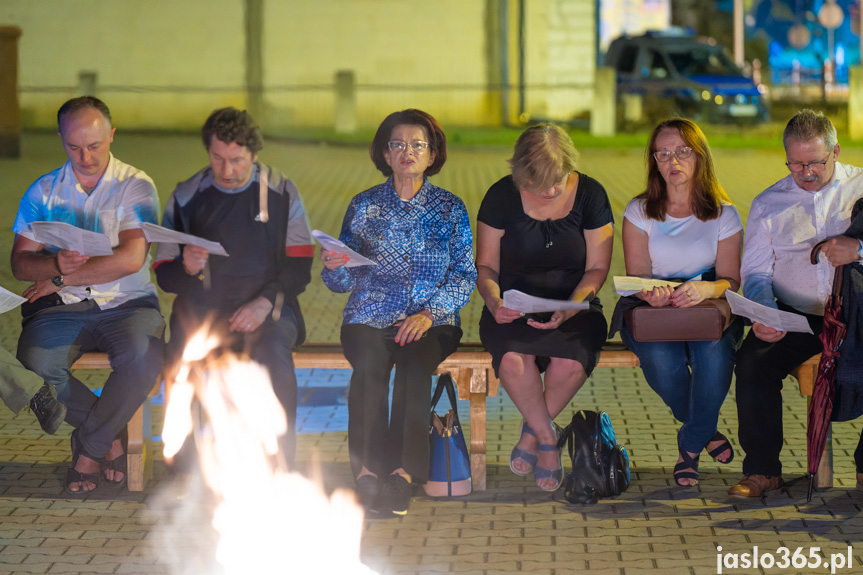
left=355, top=475, right=380, bottom=513
left=382, top=474, right=412, bottom=516
left=29, top=386, right=66, bottom=435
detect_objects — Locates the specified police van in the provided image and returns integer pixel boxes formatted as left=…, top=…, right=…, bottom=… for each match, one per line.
left=605, top=29, right=768, bottom=124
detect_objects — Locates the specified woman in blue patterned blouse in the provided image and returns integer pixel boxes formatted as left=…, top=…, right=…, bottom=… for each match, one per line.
left=321, top=109, right=477, bottom=516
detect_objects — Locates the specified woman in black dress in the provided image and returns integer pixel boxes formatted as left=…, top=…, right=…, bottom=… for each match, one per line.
left=476, top=124, right=613, bottom=491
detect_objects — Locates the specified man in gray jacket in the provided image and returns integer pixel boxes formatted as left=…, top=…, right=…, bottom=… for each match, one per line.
left=154, top=107, right=314, bottom=465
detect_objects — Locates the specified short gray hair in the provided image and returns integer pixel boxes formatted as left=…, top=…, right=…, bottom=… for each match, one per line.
left=783, top=109, right=837, bottom=150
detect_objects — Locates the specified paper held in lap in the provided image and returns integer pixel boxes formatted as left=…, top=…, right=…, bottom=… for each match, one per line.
left=141, top=222, right=228, bottom=256
left=502, top=289, right=589, bottom=313
left=725, top=290, right=814, bottom=334
left=28, top=221, right=113, bottom=256
left=613, top=276, right=683, bottom=296
left=311, top=229, right=377, bottom=267
left=0, top=286, right=26, bottom=314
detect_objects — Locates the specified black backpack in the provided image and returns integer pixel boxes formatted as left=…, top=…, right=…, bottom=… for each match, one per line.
left=557, top=410, right=631, bottom=504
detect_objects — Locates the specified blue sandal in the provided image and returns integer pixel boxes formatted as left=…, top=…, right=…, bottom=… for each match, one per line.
left=534, top=424, right=563, bottom=492
left=674, top=443, right=700, bottom=487
left=706, top=432, right=734, bottom=464
left=510, top=420, right=538, bottom=476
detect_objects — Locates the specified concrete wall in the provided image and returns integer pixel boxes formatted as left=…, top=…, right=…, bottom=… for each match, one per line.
left=0, top=0, right=246, bottom=130
left=523, top=0, right=595, bottom=122
left=263, top=0, right=495, bottom=129
left=0, top=0, right=596, bottom=131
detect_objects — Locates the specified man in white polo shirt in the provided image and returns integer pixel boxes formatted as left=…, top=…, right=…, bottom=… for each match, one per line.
left=730, top=109, right=863, bottom=497
left=10, top=96, right=165, bottom=494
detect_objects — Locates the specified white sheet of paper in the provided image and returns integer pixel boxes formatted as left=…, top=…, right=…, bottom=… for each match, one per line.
left=141, top=223, right=229, bottom=257
left=502, top=289, right=589, bottom=313
left=311, top=229, right=378, bottom=268
left=28, top=221, right=113, bottom=256
left=725, top=290, right=814, bottom=334
left=0, top=286, right=26, bottom=315
left=613, top=276, right=683, bottom=296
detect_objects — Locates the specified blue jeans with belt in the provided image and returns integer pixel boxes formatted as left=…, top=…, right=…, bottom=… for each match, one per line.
left=621, top=318, right=744, bottom=454
left=16, top=296, right=165, bottom=459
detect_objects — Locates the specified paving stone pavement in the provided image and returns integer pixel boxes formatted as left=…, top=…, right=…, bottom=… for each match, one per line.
left=1, top=134, right=863, bottom=574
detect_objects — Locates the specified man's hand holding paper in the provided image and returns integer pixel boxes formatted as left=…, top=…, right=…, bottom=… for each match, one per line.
left=140, top=222, right=228, bottom=257
left=28, top=221, right=113, bottom=257
left=725, top=290, right=813, bottom=335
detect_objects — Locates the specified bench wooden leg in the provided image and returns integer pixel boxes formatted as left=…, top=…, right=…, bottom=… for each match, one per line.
left=126, top=399, right=153, bottom=492
left=469, top=391, right=487, bottom=491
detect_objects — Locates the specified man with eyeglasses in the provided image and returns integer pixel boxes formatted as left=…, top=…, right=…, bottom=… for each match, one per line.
left=153, top=107, right=314, bottom=465
left=729, top=109, right=863, bottom=497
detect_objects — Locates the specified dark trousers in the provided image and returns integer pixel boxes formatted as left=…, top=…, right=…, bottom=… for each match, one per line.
left=167, top=304, right=299, bottom=466
left=341, top=323, right=461, bottom=484
left=734, top=306, right=823, bottom=477
left=17, top=297, right=165, bottom=459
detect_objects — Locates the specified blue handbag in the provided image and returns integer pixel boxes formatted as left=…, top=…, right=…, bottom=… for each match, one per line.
left=423, top=373, right=472, bottom=497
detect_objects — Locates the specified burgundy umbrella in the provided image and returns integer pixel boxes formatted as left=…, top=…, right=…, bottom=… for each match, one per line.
left=807, top=246, right=847, bottom=502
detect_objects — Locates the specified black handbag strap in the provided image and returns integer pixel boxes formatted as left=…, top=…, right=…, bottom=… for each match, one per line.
left=430, top=372, right=460, bottom=422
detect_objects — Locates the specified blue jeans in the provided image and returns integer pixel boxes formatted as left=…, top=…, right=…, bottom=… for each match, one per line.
left=16, top=296, right=165, bottom=459
left=621, top=318, right=744, bottom=454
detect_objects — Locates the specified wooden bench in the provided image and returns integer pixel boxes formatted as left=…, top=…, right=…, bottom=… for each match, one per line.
left=70, top=346, right=825, bottom=492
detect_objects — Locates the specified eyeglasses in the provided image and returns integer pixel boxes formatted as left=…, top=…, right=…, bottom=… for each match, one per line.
left=653, top=147, right=694, bottom=163
left=785, top=153, right=832, bottom=173
left=388, top=140, right=429, bottom=153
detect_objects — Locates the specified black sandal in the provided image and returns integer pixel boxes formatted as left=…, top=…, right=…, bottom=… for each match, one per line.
left=673, top=443, right=700, bottom=487
left=706, top=432, right=734, bottom=464
left=65, top=431, right=100, bottom=495
left=101, top=430, right=128, bottom=486
left=101, top=453, right=127, bottom=487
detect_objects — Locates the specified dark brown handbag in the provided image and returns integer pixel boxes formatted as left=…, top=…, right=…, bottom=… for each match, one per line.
left=623, top=299, right=733, bottom=342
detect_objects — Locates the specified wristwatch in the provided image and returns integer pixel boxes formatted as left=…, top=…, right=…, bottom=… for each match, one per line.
left=857, top=240, right=863, bottom=261
left=51, top=275, right=64, bottom=287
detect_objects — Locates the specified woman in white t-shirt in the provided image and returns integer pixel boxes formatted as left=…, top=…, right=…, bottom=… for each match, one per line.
left=614, top=118, right=744, bottom=487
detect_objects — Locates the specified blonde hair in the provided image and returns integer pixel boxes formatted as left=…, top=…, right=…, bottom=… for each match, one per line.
left=509, top=124, right=579, bottom=191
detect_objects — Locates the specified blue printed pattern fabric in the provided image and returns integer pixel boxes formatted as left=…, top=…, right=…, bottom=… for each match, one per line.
left=322, top=178, right=477, bottom=328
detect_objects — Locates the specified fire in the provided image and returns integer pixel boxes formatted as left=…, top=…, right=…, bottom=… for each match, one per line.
left=161, top=329, right=376, bottom=574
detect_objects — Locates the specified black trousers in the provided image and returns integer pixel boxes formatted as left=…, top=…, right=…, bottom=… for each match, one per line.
left=167, top=304, right=299, bottom=466
left=734, top=306, right=823, bottom=477
left=341, top=323, right=462, bottom=484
